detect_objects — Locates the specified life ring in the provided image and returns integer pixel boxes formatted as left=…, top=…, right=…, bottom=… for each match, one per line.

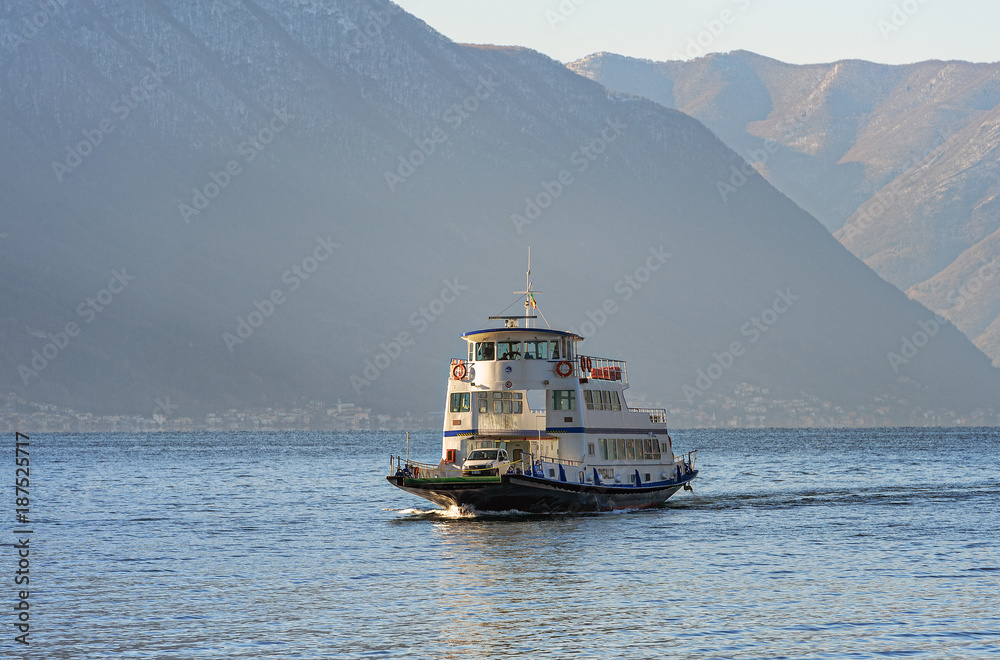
left=452, top=363, right=467, bottom=379
left=413, top=466, right=419, bottom=478
left=555, top=360, right=573, bottom=377
left=579, top=356, right=591, bottom=371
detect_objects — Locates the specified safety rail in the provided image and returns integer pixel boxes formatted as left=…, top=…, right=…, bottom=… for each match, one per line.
left=537, top=455, right=584, bottom=467
left=389, top=455, right=445, bottom=478
left=628, top=407, right=668, bottom=424
left=576, top=355, right=628, bottom=384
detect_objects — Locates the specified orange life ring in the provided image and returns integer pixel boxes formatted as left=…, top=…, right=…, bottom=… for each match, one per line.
left=555, top=360, right=573, bottom=377
left=452, top=363, right=467, bottom=379
left=580, top=356, right=591, bottom=371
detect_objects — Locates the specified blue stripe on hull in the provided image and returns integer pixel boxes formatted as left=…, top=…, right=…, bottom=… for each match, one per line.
left=443, top=427, right=664, bottom=438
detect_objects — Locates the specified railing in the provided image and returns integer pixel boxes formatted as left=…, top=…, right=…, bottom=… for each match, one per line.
left=628, top=407, right=668, bottom=424
left=389, top=455, right=450, bottom=478
left=537, top=455, right=584, bottom=467
left=576, top=355, right=628, bottom=384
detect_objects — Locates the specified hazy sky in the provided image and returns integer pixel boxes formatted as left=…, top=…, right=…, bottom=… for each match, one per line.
left=397, top=0, right=1000, bottom=65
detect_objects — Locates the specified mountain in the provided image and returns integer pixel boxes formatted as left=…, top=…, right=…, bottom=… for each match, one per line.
left=2, top=1, right=998, bottom=425
left=570, top=50, right=1000, bottom=367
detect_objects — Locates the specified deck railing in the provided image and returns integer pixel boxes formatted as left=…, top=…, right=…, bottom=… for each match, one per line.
left=577, top=355, right=628, bottom=384
left=628, top=407, right=668, bottom=424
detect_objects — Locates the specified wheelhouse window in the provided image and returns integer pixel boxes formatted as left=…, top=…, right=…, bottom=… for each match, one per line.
left=549, top=340, right=561, bottom=360
left=475, top=342, right=495, bottom=361
left=449, top=392, right=470, bottom=413
left=492, top=391, right=522, bottom=414
left=552, top=390, right=576, bottom=411
left=498, top=341, right=521, bottom=360
left=584, top=390, right=595, bottom=410
left=523, top=340, right=549, bottom=360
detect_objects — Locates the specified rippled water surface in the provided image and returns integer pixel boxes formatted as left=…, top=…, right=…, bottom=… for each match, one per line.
left=21, top=428, right=1000, bottom=658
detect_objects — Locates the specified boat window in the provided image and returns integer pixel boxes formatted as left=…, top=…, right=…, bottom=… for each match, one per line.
left=468, top=343, right=474, bottom=361
left=611, top=391, right=621, bottom=411
left=475, top=342, right=495, bottom=361
left=449, top=392, right=470, bottom=413
left=626, top=439, right=636, bottom=460
left=492, top=391, right=522, bottom=414
left=599, top=439, right=608, bottom=460
left=549, top=340, right=560, bottom=360
left=588, top=443, right=595, bottom=456
left=552, top=390, right=576, bottom=411
left=616, top=438, right=626, bottom=461
left=644, top=438, right=653, bottom=460
left=653, top=441, right=662, bottom=460
left=498, top=341, right=521, bottom=360
left=583, top=390, right=595, bottom=410
left=601, top=391, right=611, bottom=411
left=523, top=340, right=548, bottom=360
left=477, top=392, right=488, bottom=413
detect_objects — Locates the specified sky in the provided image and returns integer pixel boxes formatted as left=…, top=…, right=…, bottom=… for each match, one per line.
left=397, top=0, right=1000, bottom=65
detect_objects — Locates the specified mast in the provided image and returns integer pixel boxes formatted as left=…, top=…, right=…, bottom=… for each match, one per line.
left=514, top=247, right=541, bottom=328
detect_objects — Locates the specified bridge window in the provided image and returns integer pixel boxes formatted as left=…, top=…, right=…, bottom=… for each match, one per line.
left=475, top=342, right=495, bottom=361
left=523, top=340, right=548, bottom=360
left=498, top=341, right=521, bottom=360
left=549, top=340, right=561, bottom=359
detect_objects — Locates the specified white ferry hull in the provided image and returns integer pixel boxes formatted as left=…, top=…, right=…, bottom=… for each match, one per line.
left=387, top=470, right=697, bottom=514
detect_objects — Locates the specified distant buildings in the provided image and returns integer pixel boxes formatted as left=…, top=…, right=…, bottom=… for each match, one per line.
left=0, top=393, right=433, bottom=433
left=2, top=388, right=995, bottom=432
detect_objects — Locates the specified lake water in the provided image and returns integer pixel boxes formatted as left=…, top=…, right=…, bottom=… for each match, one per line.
left=15, top=427, right=1000, bottom=658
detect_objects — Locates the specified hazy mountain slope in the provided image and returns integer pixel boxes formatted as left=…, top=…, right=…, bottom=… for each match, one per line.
left=571, top=49, right=1000, bottom=368
left=906, top=227, right=1000, bottom=366
left=838, top=102, right=1000, bottom=288
left=1, top=1, right=998, bottom=423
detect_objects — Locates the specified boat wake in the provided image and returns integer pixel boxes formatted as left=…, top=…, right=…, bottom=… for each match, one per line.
left=387, top=503, right=667, bottom=520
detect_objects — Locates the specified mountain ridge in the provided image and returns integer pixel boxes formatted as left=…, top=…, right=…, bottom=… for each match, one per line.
left=571, top=49, right=1000, bottom=367
left=2, top=2, right=998, bottom=425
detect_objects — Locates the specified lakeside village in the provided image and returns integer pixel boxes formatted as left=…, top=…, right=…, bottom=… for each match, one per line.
left=0, top=394, right=427, bottom=433
left=4, top=385, right=997, bottom=433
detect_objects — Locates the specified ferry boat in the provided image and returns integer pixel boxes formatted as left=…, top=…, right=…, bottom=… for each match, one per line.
left=387, top=273, right=697, bottom=513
